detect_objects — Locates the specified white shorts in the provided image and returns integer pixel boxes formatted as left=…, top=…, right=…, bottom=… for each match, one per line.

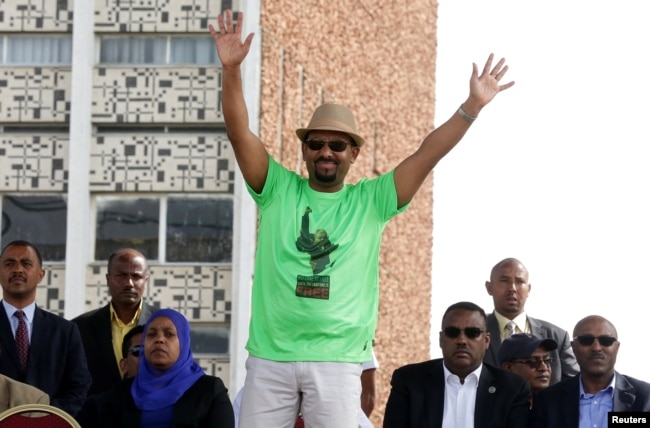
left=238, top=356, right=362, bottom=428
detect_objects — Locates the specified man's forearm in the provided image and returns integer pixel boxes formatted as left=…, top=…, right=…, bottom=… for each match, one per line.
left=221, top=64, right=251, bottom=143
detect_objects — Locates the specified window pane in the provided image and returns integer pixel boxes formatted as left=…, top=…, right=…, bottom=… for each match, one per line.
left=95, top=198, right=159, bottom=261
left=100, top=37, right=167, bottom=64
left=166, top=197, right=232, bottom=262
left=170, top=37, right=220, bottom=65
left=7, top=36, right=72, bottom=65
left=190, top=325, right=229, bottom=356
left=1, top=196, right=67, bottom=261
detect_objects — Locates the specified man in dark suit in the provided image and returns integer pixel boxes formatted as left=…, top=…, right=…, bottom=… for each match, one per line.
left=384, top=301, right=530, bottom=428
left=0, top=240, right=91, bottom=416
left=529, top=315, right=650, bottom=427
left=73, top=248, right=156, bottom=396
left=483, top=257, right=578, bottom=384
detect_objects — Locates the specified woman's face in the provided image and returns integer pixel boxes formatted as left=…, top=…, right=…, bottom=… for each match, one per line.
left=144, top=316, right=181, bottom=371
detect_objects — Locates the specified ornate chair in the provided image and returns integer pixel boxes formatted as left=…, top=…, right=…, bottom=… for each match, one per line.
left=0, top=403, right=81, bottom=427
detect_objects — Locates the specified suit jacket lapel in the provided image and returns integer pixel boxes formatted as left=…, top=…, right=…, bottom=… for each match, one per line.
left=486, top=314, right=501, bottom=365
left=614, top=372, right=635, bottom=411
left=95, top=305, right=122, bottom=377
left=474, top=366, right=497, bottom=428
left=28, top=307, right=48, bottom=372
left=428, top=360, right=446, bottom=428
left=139, top=302, right=156, bottom=325
left=528, top=316, right=543, bottom=336
left=0, top=303, right=22, bottom=376
left=560, top=376, right=580, bottom=428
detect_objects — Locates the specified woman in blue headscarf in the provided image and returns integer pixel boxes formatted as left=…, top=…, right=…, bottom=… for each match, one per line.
left=100, top=308, right=234, bottom=427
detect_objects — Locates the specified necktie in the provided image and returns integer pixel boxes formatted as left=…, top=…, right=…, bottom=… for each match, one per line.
left=15, top=310, right=29, bottom=372
left=505, top=321, right=516, bottom=338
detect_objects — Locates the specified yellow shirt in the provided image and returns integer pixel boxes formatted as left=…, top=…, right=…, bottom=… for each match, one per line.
left=494, top=311, right=530, bottom=342
left=110, top=302, right=143, bottom=374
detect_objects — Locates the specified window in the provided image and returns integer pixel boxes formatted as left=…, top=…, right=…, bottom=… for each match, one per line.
left=99, top=37, right=166, bottom=64
left=170, top=37, right=219, bottom=65
left=166, top=197, right=233, bottom=262
left=95, top=197, right=160, bottom=260
left=0, top=195, right=67, bottom=261
left=95, top=195, right=232, bottom=263
left=99, top=36, right=220, bottom=65
left=190, top=325, right=229, bottom=357
left=0, top=35, right=72, bottom=65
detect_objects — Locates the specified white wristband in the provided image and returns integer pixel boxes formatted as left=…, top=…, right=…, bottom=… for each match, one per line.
left=458, top=105, right=477, bottom=123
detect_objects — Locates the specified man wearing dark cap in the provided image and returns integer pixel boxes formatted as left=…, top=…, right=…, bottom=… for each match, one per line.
left=499, top=333, right=557, bottom=395
left=210, top=10, right=515, bottom=428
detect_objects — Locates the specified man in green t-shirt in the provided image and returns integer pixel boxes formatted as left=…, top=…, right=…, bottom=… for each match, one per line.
left=210, top=9, right=514, bottom=428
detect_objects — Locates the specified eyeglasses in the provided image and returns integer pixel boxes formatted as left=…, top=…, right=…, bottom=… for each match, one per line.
left=573, top=335, right=618, bottom=347
left=305, top=139, right=352, bottom=152
left=128, top=345, right=143, bottom=357
left=442, top=326, right=485, bottom=339
left=510, top=358, right=554, bottom=369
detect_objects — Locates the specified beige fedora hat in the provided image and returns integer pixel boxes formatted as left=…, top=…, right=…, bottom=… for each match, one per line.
left=295, top=103, right=365, bottom=147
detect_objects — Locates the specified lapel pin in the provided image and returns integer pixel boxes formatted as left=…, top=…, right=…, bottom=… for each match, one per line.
left=488, top=386, right=496, bottom=393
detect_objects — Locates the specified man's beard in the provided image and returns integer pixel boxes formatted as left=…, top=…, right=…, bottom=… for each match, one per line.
left=315, top=169, right=337, bottom=183
left=314, top=161, right=337, bottom=183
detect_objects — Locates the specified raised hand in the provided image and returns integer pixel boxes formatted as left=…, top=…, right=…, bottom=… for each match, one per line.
left=468, top=53, right=515, bottom=109
left=209, top=9, right=254, bottom=67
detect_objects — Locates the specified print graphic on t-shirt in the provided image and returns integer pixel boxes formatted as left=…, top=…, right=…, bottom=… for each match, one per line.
left=295, top=206, right=339, bottom=274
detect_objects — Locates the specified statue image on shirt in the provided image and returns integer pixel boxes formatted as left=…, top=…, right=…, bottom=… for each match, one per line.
left=295, top=207, right=339, bottom=274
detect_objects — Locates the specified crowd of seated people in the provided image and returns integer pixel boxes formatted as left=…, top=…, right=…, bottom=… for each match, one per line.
left=3, top=238, right=650, bottom=428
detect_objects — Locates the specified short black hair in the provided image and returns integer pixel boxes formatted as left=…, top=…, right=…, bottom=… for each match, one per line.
left=0, top=240, right=43, bottom=267
left=121, top=324, right=145, bottom=358
left=442, top=301, right=487, bottom=328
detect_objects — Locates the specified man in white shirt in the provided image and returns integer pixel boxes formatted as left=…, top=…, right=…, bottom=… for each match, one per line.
left=384, top=301, right=529, bottom=428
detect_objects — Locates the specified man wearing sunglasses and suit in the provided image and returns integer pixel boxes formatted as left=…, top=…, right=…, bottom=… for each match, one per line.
left=529, top=315, right=650, bottom=428
left=384, top=301, right=530, bottom=428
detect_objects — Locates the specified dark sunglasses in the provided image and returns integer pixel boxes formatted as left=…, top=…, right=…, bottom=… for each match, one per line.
left=305, top=139, right=351, bottom=152
left=442, top=326, right=485, bottom=339
left=510, top=358, right=554, bottom=369
left=128, top=345, right=143, bottom=357
left=573, top=335, right=618, bottom=347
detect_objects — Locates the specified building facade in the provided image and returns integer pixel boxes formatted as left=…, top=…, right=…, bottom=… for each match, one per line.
left=0, top=1, right=438, bottom=424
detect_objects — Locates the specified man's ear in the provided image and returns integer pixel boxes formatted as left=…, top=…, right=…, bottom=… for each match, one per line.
left=301, top=142, right=308, bottom=160
left=350, top=146, right=360, bottom=163
left=485, top=280, right=493, bottom=296
left=119, top=358, right=127, bottom=374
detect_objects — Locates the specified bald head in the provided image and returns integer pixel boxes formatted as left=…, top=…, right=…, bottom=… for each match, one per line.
left=573, top=315, right=618, bottom=338
left=490, top=258, right=528, bottom=282
left=571, top=315, right=619, bottom=389
left=486, top=258, right=531, bottom=318
left=108, top=248, right=148, bottom=272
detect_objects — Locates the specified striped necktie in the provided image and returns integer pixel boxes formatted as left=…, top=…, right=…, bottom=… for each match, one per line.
left=505, top=321, right=517, bottom=337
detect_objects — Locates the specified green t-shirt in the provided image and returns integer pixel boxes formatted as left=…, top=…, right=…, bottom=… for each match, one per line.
left=246, top=157, right=407, bottom=363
